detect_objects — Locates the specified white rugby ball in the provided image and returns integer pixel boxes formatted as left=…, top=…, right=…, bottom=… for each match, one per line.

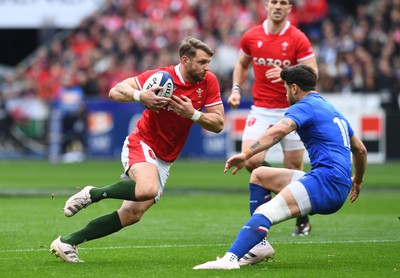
left=143, top=71, right=174, bottom=98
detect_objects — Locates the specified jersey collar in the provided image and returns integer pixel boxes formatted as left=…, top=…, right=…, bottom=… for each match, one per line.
left=174, top=64, right=185, bottom=84
left=263, top=20, right=291, bottom=36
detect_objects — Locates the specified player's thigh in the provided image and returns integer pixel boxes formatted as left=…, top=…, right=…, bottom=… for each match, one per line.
left=127, top=162, right=159, bottom=195
left=277, top=185, right=302, bottom=217
left=251, top=167, right=301, bottom=194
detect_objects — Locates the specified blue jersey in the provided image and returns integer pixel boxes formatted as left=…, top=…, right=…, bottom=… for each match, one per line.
left=285, top=93, right=355, bottom=214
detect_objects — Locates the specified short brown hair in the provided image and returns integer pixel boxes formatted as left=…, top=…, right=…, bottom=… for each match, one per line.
left=280, top=64, right=317, bottom=91
left=179, top=37, right=214, bottom=59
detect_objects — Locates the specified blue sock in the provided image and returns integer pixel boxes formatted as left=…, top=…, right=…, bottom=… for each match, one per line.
left=249, top=183, right=271, bottom=215
left=228, top=214, right=272, bottom=258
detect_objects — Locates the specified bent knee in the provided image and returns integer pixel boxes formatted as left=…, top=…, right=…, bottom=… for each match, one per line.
left=118, top=208, right=145, bottom=226
left=135, top=187, right=158, bottom=201
left=250, top=167, right=264, bottom=184
left=134, top=181, right=159, bottom=201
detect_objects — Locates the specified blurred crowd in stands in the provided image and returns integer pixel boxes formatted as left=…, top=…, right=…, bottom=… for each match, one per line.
left=0, top=0, right=400, bottom=152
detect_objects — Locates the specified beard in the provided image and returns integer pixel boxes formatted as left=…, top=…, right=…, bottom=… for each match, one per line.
left=186, top=63, right=206, bottom=82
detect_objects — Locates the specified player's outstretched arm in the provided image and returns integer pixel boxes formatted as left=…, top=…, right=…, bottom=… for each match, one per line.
left=225, top=117, right=297, bottom=175
left=349, top=134, right=367, bottom=202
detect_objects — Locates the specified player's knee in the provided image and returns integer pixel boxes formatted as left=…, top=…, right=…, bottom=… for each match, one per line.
left=118, top=208, right=144, bottom=226
left=255, top=194, right=293, bottom=225
left=250, top=167, right=264, bottom=184
left=136, top=187, right=158, bottom=201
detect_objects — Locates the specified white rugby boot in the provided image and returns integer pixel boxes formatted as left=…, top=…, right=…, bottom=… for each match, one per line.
left=64, top=186, right=95, bottom=217
left=238, top=238, right=275, bottom=266
left=50, top=236, right=83, bottom=262
left=193, top=253, right=240, bottom=270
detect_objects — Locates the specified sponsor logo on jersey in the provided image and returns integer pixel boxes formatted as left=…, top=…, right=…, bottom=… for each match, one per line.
left=253, top=57, right=291, bottom=67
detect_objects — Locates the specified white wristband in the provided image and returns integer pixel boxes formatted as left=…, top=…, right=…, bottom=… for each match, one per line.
left=133, top=90, right=141, bottom=102
left=191, top=110, right=201, bottom=122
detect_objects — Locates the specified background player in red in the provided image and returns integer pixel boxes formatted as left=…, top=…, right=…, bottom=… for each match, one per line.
left=50, top=37, right=224, bottom=262
left=227, top=0, right=319, bottom=265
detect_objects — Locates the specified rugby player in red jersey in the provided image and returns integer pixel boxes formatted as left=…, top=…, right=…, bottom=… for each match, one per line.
left=50, top=37, right=224, bottom=262
left=227, top=0, right=319, bottom=265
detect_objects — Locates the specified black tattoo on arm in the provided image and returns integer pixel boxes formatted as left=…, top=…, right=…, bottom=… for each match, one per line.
left=280, top=119, right=290, bottom=126
left=273, top=136, right=282, bottom=144
left=117, top=88, right=130, bottom=98
left=281, top=118, right=298, bottom=130
left=249, top=141, right=261, bottom=152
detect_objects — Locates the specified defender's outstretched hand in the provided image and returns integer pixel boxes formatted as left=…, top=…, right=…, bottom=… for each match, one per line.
left=349, top=176, right=362, bottom=203
left=224, top=153, right=247, bottom=175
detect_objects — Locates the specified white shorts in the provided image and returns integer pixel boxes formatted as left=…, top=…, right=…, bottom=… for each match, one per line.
left=120, top=135, right=171, bottom=203
left=242, top=106, right=304, bottom=151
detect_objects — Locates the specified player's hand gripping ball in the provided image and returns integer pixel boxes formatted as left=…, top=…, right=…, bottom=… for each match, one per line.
left=143, top=71, right=174, bottom=98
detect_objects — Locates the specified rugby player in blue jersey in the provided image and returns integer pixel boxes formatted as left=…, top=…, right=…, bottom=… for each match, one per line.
left=194, top=64, right=367, bottom=270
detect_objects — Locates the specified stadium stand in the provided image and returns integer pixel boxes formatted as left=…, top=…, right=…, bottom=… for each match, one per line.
left=0, top=0, right=399, bottom=155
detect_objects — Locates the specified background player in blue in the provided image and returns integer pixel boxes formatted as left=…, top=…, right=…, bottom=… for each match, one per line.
left=193, top=64, right=367, bottom=270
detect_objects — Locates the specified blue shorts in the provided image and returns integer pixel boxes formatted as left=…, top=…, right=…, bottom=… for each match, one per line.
left=299, top=167, right=352, bottom=215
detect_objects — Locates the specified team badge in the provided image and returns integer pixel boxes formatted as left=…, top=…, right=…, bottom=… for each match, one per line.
left=148, top=149, right=156, bottom=160
left=247, top=117, right=256, bottom=126
left=196, top=88, right=203, bottom=104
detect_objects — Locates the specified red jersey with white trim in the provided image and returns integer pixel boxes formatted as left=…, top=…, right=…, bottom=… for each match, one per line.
left=241, top=20, right=315, bottom=108
left=132, top=65, right=222, bottom=162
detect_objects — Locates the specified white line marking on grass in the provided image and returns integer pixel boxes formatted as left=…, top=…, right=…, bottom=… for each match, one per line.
left=1, top=239, right=399, bottom=253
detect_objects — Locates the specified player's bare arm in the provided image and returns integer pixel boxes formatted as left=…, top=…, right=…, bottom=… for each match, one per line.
left=228, top=53, right=251, bottom=109
left=171, top=95, right=224, bottom=133
left=109, top=78, right=171, bottom=112
left=349, top=134, right=367, bottom=202
left=300, top=57, right=319, bottom=78
left=253, top=117, right=297, bottom=154
left=199, top=104, right=224, bottom=133
left=225, top=117, right=297, bottom=174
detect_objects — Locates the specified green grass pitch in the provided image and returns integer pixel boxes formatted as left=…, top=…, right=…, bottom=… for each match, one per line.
left=0, top=160, right=399, bottom=277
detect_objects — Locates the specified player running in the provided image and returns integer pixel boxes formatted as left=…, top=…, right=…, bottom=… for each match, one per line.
left=50, top=37, right=224, bottom=262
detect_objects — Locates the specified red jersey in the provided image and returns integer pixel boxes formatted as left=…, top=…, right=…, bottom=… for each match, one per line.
left=241, top=20, right=315, bottom=108
left=132, top=65, right=222, bottom=162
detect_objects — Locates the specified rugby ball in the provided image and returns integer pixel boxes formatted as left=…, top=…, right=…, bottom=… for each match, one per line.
left=143, top=71, right=174, bottom=98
